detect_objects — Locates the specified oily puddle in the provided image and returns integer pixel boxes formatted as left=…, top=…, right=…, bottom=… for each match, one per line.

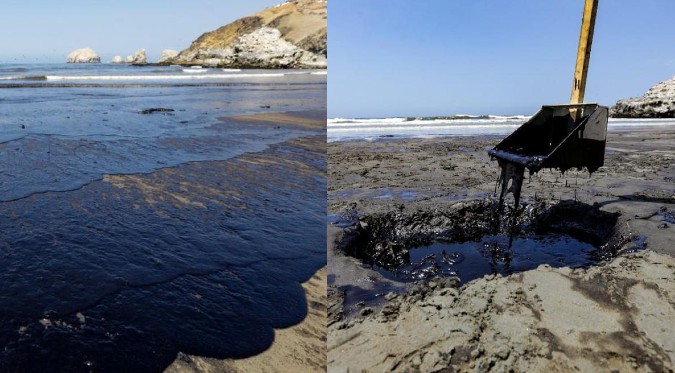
left=334, top=199, right=638, bottom=313
left=384, top=234, right=598, bottom=283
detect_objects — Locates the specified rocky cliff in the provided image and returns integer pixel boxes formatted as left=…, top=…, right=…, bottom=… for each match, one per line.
left=126, top=49, right=147, bottom=65
left=66, top=48, right=100, bottom=63
left=158, top=49, right=179, bottom=63
left=165, top=0, right=326, bottom=68
left=611, top=75, right=675, bottom=118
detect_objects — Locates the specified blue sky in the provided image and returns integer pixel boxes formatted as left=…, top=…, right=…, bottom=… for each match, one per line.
left=0, top=0, right=280, bottom=63
left=329, top=0, right=675, bottom=117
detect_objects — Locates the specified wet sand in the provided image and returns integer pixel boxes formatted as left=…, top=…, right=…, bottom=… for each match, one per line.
left=224, top=110, right=327, bottom=130
left=328, top=127, right=675, bottom=372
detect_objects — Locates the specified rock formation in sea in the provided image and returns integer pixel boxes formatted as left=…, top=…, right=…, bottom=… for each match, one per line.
left=158, top=49, right=179, bottom=63
left=611, top=75, right=675, bottom=118
left=111, top=56, right=124, bottom=64
left=66, top=48, right=101, bottom=63
left=125, top=49, right=147, bottom=65
left=164, top=0, right=326, bottom=69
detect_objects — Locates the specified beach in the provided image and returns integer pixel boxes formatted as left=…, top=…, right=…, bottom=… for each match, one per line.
left=0, top=64, right=327, bottom=371
left=327, top=127, right=675, bottom=372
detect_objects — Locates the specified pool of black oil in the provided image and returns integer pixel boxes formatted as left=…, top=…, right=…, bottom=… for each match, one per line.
left=0, top=138, right=326, bottom=372
left=370, top=234, right=600, bottom=285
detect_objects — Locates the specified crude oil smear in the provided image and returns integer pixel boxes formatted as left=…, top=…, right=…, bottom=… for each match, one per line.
left=0, top=137, right=326, bottom=372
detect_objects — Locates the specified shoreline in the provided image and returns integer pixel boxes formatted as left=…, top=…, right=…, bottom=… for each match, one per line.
left=327, top=128, right=675, bottom=372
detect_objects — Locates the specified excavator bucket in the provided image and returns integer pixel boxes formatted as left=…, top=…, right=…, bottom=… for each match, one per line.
left=490, top=0, right=603, bottom=220
left=488, top=103, right=608, bottom=174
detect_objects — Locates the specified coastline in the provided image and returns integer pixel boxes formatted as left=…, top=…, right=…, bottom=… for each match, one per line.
left=327, top=127, right=675, bottom=372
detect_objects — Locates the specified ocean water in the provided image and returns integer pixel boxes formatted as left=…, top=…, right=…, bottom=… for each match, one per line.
left=327, top=114, right=675, bottom=142
left=1, top=64, right=325, bottom=200
left=0, top=63, right=326, bottom=371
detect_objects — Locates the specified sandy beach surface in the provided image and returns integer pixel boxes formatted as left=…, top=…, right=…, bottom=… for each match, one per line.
left=328, top=127, right=675, bottom=372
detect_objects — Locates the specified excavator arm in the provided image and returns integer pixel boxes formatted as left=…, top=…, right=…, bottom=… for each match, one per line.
left=570, top=0, right=599, bottom=118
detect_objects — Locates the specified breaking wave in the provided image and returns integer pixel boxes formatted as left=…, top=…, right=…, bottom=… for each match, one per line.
left=328, top=115, right=675, bottom=141
left=45, top=73, right=286, bottom=80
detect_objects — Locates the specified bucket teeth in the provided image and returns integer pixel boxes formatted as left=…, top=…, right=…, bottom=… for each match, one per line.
left=497, top=160, right=525, bottom=217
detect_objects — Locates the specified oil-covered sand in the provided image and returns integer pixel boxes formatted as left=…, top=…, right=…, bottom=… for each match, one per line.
left=0, top=111, right=327, bottom=372
left=165, top=113, right=328, bottom=373
left=328, top=128, right=675, bottom=372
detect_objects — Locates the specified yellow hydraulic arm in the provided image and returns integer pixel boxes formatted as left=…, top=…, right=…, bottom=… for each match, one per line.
left=570, top=0, right=599, bottom=105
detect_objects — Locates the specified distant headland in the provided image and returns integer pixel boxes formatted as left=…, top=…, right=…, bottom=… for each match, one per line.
left=611, top=75, right=675, bottom=118
left=66, top=0, right=327, bottom=69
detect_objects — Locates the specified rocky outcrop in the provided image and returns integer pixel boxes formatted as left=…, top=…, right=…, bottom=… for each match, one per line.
left=158, top=49, right=179, bottom=63
left=611, top=75, right=675, bottom=118
left=165, top=0, right=326, bottom=68
left=126, top=49, right=147, bottom=65
left=66, top=48, right=100, bottom=63
left=111, top=56, right=124, bottom=64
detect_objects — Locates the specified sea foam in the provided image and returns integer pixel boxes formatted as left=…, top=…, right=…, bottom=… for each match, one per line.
left=328, top=115, right=675, bottom=142
left=43, top=73, right=286, bottom=81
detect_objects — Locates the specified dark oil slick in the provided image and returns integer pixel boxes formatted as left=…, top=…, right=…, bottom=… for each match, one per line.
left=0, top=66, right=326, bottom=372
